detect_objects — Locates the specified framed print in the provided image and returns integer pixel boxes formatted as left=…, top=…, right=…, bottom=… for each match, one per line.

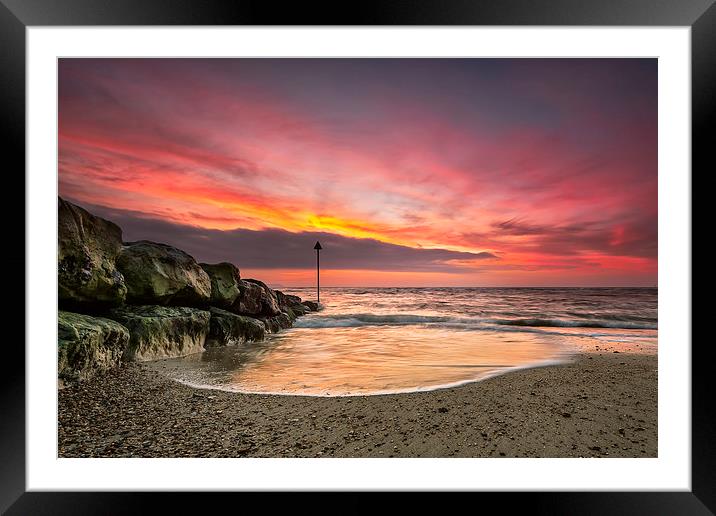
left=2, top=0, right=712, bottom=513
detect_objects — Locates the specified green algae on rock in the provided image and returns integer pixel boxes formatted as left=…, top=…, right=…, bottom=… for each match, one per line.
left=58, top=197, right=127, bottom=309
left=58, top=311, right=130, bottom=383
left=199, top=262, right=242, bottom=309
left=117, top=241, right=212, bottom=306
left=205, top=307, right=266, bottom=347
left=108, top=305, right=210, bottom=361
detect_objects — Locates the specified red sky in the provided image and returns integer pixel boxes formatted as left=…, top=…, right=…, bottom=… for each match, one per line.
left=58, top=59, right=657, bottom=287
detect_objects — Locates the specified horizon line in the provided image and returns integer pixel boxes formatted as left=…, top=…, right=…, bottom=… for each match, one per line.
left=270, top=285, right=658, bottom=289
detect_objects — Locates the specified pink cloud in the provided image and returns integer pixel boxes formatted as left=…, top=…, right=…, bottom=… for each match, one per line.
left=58, top=58, right=657, bottom=285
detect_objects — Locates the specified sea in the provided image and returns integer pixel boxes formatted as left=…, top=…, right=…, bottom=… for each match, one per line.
left=151, top=287, right=657, bottom=396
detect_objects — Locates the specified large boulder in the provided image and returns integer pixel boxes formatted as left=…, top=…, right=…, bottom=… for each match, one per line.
left=205, top=307, right=266, bottom=347
left=116, top=241, right=211, bottom=306
left=244, top=279, right=281, bottom=316
left=284, top=293, right=304, bottom=308
left=290, top=304, right=308, bottom=317
left=261, top=312, right=294, bottom=333
left=275, top=291, right=308, bottom=317
left=58, top=197, right=127, bottom=309
left=232, top=280, right=264, bottom=315
left=274, top=290, right=288, bottom=308
left=199, top=262, right=242, bottom=309
left=108, top=305, right=210, bottom=361
left=58, top=311, right=129, bottom=383
left=302, top=300, right=320, bottom=312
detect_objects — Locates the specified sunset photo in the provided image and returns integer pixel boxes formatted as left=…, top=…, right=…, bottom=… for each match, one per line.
left=57, top=58, right=657, bottom=458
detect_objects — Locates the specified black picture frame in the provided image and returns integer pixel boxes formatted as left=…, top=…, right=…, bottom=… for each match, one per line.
left=1, top=0, right=711, bottom=513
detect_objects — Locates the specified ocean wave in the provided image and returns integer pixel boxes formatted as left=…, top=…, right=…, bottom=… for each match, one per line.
left=488, top=318, right=657, bottom=330
left=293, top=313, right=657, bottom=330
left=293, top=313, right=453, bottom=328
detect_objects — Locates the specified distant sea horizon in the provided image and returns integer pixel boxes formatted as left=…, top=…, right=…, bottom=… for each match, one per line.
left=270, top=285, right=658, bottom=289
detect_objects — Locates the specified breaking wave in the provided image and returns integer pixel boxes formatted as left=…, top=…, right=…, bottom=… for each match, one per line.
left=293, top=313, right=657, bottom=330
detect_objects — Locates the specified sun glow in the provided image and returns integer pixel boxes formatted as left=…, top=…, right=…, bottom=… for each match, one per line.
left=59, top=58, right=657, bottom=286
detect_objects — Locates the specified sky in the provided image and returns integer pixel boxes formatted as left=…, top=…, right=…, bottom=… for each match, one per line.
left=58, top=58, right=657, bottom=287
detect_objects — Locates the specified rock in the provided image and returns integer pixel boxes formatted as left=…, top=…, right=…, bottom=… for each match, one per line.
left=275, top=291, right=308, bottom=317
left=199, top=262, right=241, bottom=309
left=58, top=197, right=127, bottom=308
left=284, top=293, right=303, bottom=305
left=205, top=307, right=266, bottom=347
left=274, top=312, right=291, bottom=329
left=302, top=300, right=320, bottom=312
left=291, top=304, right=308, bottom=317
left=282, top=306, right=298, bottom=322
left=58, top=311, right=129, bottom=382
left=116, top=241, right=211, bottom=306
left=273, top=291, right=296, bottom=321
left=108, top=305, right=210, bottom=361
left=274, top=290, right=288, bottom=309
left=244, top=279, right=281, bottom=316
left=233, top=280, right=264, bottom=315
left=262, top=312, right=293, bottom=333
left=261, top=317, right=279, bottom=334
left=288, top=304, right=307, bottom=318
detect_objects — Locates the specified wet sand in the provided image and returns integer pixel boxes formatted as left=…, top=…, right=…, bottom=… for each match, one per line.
left=58, top=348, right=657, bottom=458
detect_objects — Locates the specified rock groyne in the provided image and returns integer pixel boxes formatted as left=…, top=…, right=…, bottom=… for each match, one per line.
left=57, top=197, right=317, bottom=384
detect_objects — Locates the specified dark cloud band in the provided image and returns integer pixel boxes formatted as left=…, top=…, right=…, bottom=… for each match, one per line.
left=78, top=201, right=497, bottom=273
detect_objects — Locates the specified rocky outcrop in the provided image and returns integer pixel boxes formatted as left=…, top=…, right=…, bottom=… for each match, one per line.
left=244, top=279, right=281, bottom=316
left=205, top=307, right=266, bottom=347
left=108, top=305, right=210, bottom=361
left=58, top=311, right=130, bottom=383
left=200, top=262, right=242, bottom=309
left=117, top=241, right=212, bottom=307
left=58, top=197, right=127, bottom=309
left=57, top=198, right=315, bottom=383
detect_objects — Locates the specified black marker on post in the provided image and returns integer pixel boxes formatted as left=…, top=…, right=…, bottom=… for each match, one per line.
left=314, top=241, right=322, bottom=304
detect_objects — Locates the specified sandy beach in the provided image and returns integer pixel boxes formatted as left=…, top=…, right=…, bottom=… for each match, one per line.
left=58, top=345, right=657, bottom=458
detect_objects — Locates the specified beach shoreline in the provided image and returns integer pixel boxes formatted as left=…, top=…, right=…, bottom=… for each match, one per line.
left=58, top=348, right=657, bottom=458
